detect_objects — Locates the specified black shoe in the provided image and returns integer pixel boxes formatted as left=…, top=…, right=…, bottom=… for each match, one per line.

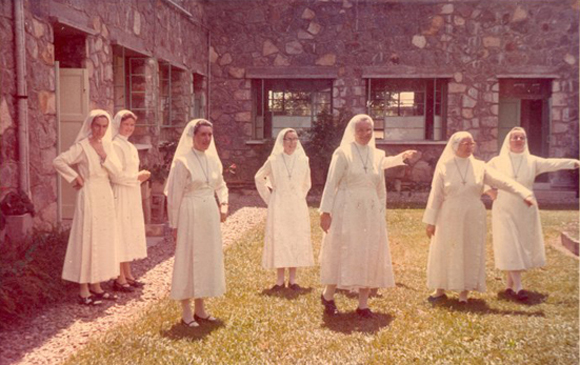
left=356, top=307, right=373, bottom=319
left=89, top=289, right=118, bottom=301
left=126, top=278, right=145, bottom=288
left=321, top=294, right=338, bottom=315
left=288, top=283, right=302, bottom=291
left=78, top=294, right=102, bottom=306
left=180, top=318, right=199, bottom=328
left=194, top=313, right=217, bottom=323
left=516, top=290, right=529, bottom=301
left=113, top=280, right=135, bottom=292
left=504, top=288, right=516, bottom=297
left=427, top=294, right=447, bottom=303
left=270, top=284, right=285, bottom=291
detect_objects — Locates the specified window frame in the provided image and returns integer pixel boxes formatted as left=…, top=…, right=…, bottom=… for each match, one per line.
left=367, top=78, right=448, bottom=142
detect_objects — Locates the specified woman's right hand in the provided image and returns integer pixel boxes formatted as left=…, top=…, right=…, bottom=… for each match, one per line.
left=138, top=170, right=151, bottom=182
left=426, top=224, right=436, bottom=239
left=72, top=176, right=84, bottom=190
left=320, top=212, right=332, bottom=233
left=485, top=189, right=498, bottom=201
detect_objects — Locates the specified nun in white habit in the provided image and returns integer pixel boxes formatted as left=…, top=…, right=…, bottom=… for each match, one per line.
left=255, top=128, right=314, bottom=291
left=110, top=110, right=151, bottom=292
left=423, top=131, right=535, bottom=304
left=53, top=109, right=122, bottom=305
left=486, top=127, right=579, bottom=300
left=318, top=114, right=414, bottom=318
left=165, top=119, right=228, bottom=327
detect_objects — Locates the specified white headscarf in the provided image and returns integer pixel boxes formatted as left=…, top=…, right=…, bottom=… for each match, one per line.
left=73, top=109, right=121, bottom=168
left=265, top=128, right=308, bottom=188
left=499, top=127, right=530, bottom=157
left=164, top=119, right=222, bottom=195
left=269, top=128, right=307, bottom=159
left=74, top=109, right=114, bottom=144
left=339, top=114, right=377, bottom=150
left=111, top=110, right=137, bottom=138
left=434, top=131, right=474, bottom=171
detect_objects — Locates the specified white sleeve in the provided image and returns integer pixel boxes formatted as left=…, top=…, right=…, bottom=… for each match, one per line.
left=484, top=165, right=532, bottom=200
left=422, top=167, right=445, bottom=225
left=109, top=143, right=139, bottom=186
left=254, top=159, right=273, bottom=205
left=53, top=143, right=84, bottom=183
left=534, top=156, right=579, bottom=176
left=166, top=160, right=189, bottom=228
left=319, top=150, right=348, bottom=214
left=381, top=152, right=406, bottom=170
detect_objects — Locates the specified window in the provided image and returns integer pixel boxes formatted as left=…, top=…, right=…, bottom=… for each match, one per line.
left=367, top=78, right=447, bottom=141
left=253, top=79, right=332, bottom=139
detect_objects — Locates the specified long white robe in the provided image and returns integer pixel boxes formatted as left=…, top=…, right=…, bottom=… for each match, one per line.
left=488, top=154, right=578, bottom=270
left=53, top=139, right=121, bottom=283
left=111, top=135, right=147, bottom=262
left=319, top=143, right=404, bottom=289
left=166, top=149, right=228, bottom=300
left=423, top=158, right=532, bottom=292
left=255, top=153, right=314, bottom=269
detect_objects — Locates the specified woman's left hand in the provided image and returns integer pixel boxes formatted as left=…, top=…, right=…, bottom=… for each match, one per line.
left=220, top=212, right=228, bottom=223
left=523, top=197, right=536, bottom=207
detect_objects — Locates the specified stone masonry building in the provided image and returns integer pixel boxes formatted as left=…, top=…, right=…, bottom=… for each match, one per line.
left=1, top=0, right=578, bottom=229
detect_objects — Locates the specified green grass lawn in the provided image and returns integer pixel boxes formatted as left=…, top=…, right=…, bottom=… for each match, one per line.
left=65, top=209, right=578, bottom=365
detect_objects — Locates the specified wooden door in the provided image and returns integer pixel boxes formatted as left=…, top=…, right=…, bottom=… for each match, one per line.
left=57, top=65, right=89, bottom=220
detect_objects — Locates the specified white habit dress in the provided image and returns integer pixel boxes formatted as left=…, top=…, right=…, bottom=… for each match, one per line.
left=255, top=152, right=314, bottom=269
left=53, top=139, right=121, bottom=283
left=319, top=141, right=399, bottom=290
left=111, top=134, right=147, bottom=262
left=423, top=155, right=532, bottom=292
left=488, top=152, right=578, bottom=271
left=166, top=149, right=228, bottom=300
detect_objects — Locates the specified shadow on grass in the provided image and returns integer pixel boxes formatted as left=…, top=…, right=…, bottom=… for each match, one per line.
left=260, top=286, right=313, bottom=300
left=431, top=297, right=545, bottom=317
left=322, top=311, right=394, bottom=334
left=497, top=290, right=548, bottom=306
left=160, top=319, right=225, bottom=342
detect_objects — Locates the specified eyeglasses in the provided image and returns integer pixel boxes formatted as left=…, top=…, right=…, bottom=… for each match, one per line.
left=510, top=136, right=526, bottom=141
left=460, top=141, right=476, bottom=146
left=284, top=138, right=299, bottom=142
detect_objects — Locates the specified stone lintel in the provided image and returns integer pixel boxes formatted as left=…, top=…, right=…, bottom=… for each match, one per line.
left=362, top=66, right=452, bottom=79
left=245, top=66, right=338, bottom=79
left=49, top=16, right=98, bottom=36
left=109, top=30, right=153, bottom=57
left=496, top=74, right=559, bottom=79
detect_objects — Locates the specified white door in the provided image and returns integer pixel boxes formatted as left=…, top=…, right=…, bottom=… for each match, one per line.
left=57, top=65, right=89, bottom=220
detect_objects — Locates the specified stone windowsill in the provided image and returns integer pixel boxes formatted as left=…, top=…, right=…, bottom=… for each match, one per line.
left=246, top=140, right=447, bottom=146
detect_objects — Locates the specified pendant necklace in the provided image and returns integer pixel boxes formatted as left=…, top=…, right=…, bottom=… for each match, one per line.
left=509, top=153, right=524, bottom=180
left=354, top=144, right=370, bottom=173
left=193, top=150, right=210, bottom=184
left=453, top=157, right=470, bottom=185
left=281, top=153, right=295, bottom=179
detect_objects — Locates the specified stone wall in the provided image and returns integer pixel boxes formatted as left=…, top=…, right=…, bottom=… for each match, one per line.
left=205, top=0, right=579, bottom=185
left=0, top=0, right=208, bottom=228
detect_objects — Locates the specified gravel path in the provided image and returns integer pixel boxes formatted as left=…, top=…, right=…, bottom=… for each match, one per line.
left=0, top=193, right=266, bottom=365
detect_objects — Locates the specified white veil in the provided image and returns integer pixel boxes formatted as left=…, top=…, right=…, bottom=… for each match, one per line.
left=339, top=114, right=377, bottom=150
left=111, top=109, right=137, bottom=138
left=74, top=109, right=114, bottom=144
left=269, top=128, right=307, bottom=159
left=434, top=131, right=474, bottom=171
left=499, top=127, right=530, bottom=157
left=164, top=119, right=222, bottom=195
left=73, top=109, right=121, bottom=168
